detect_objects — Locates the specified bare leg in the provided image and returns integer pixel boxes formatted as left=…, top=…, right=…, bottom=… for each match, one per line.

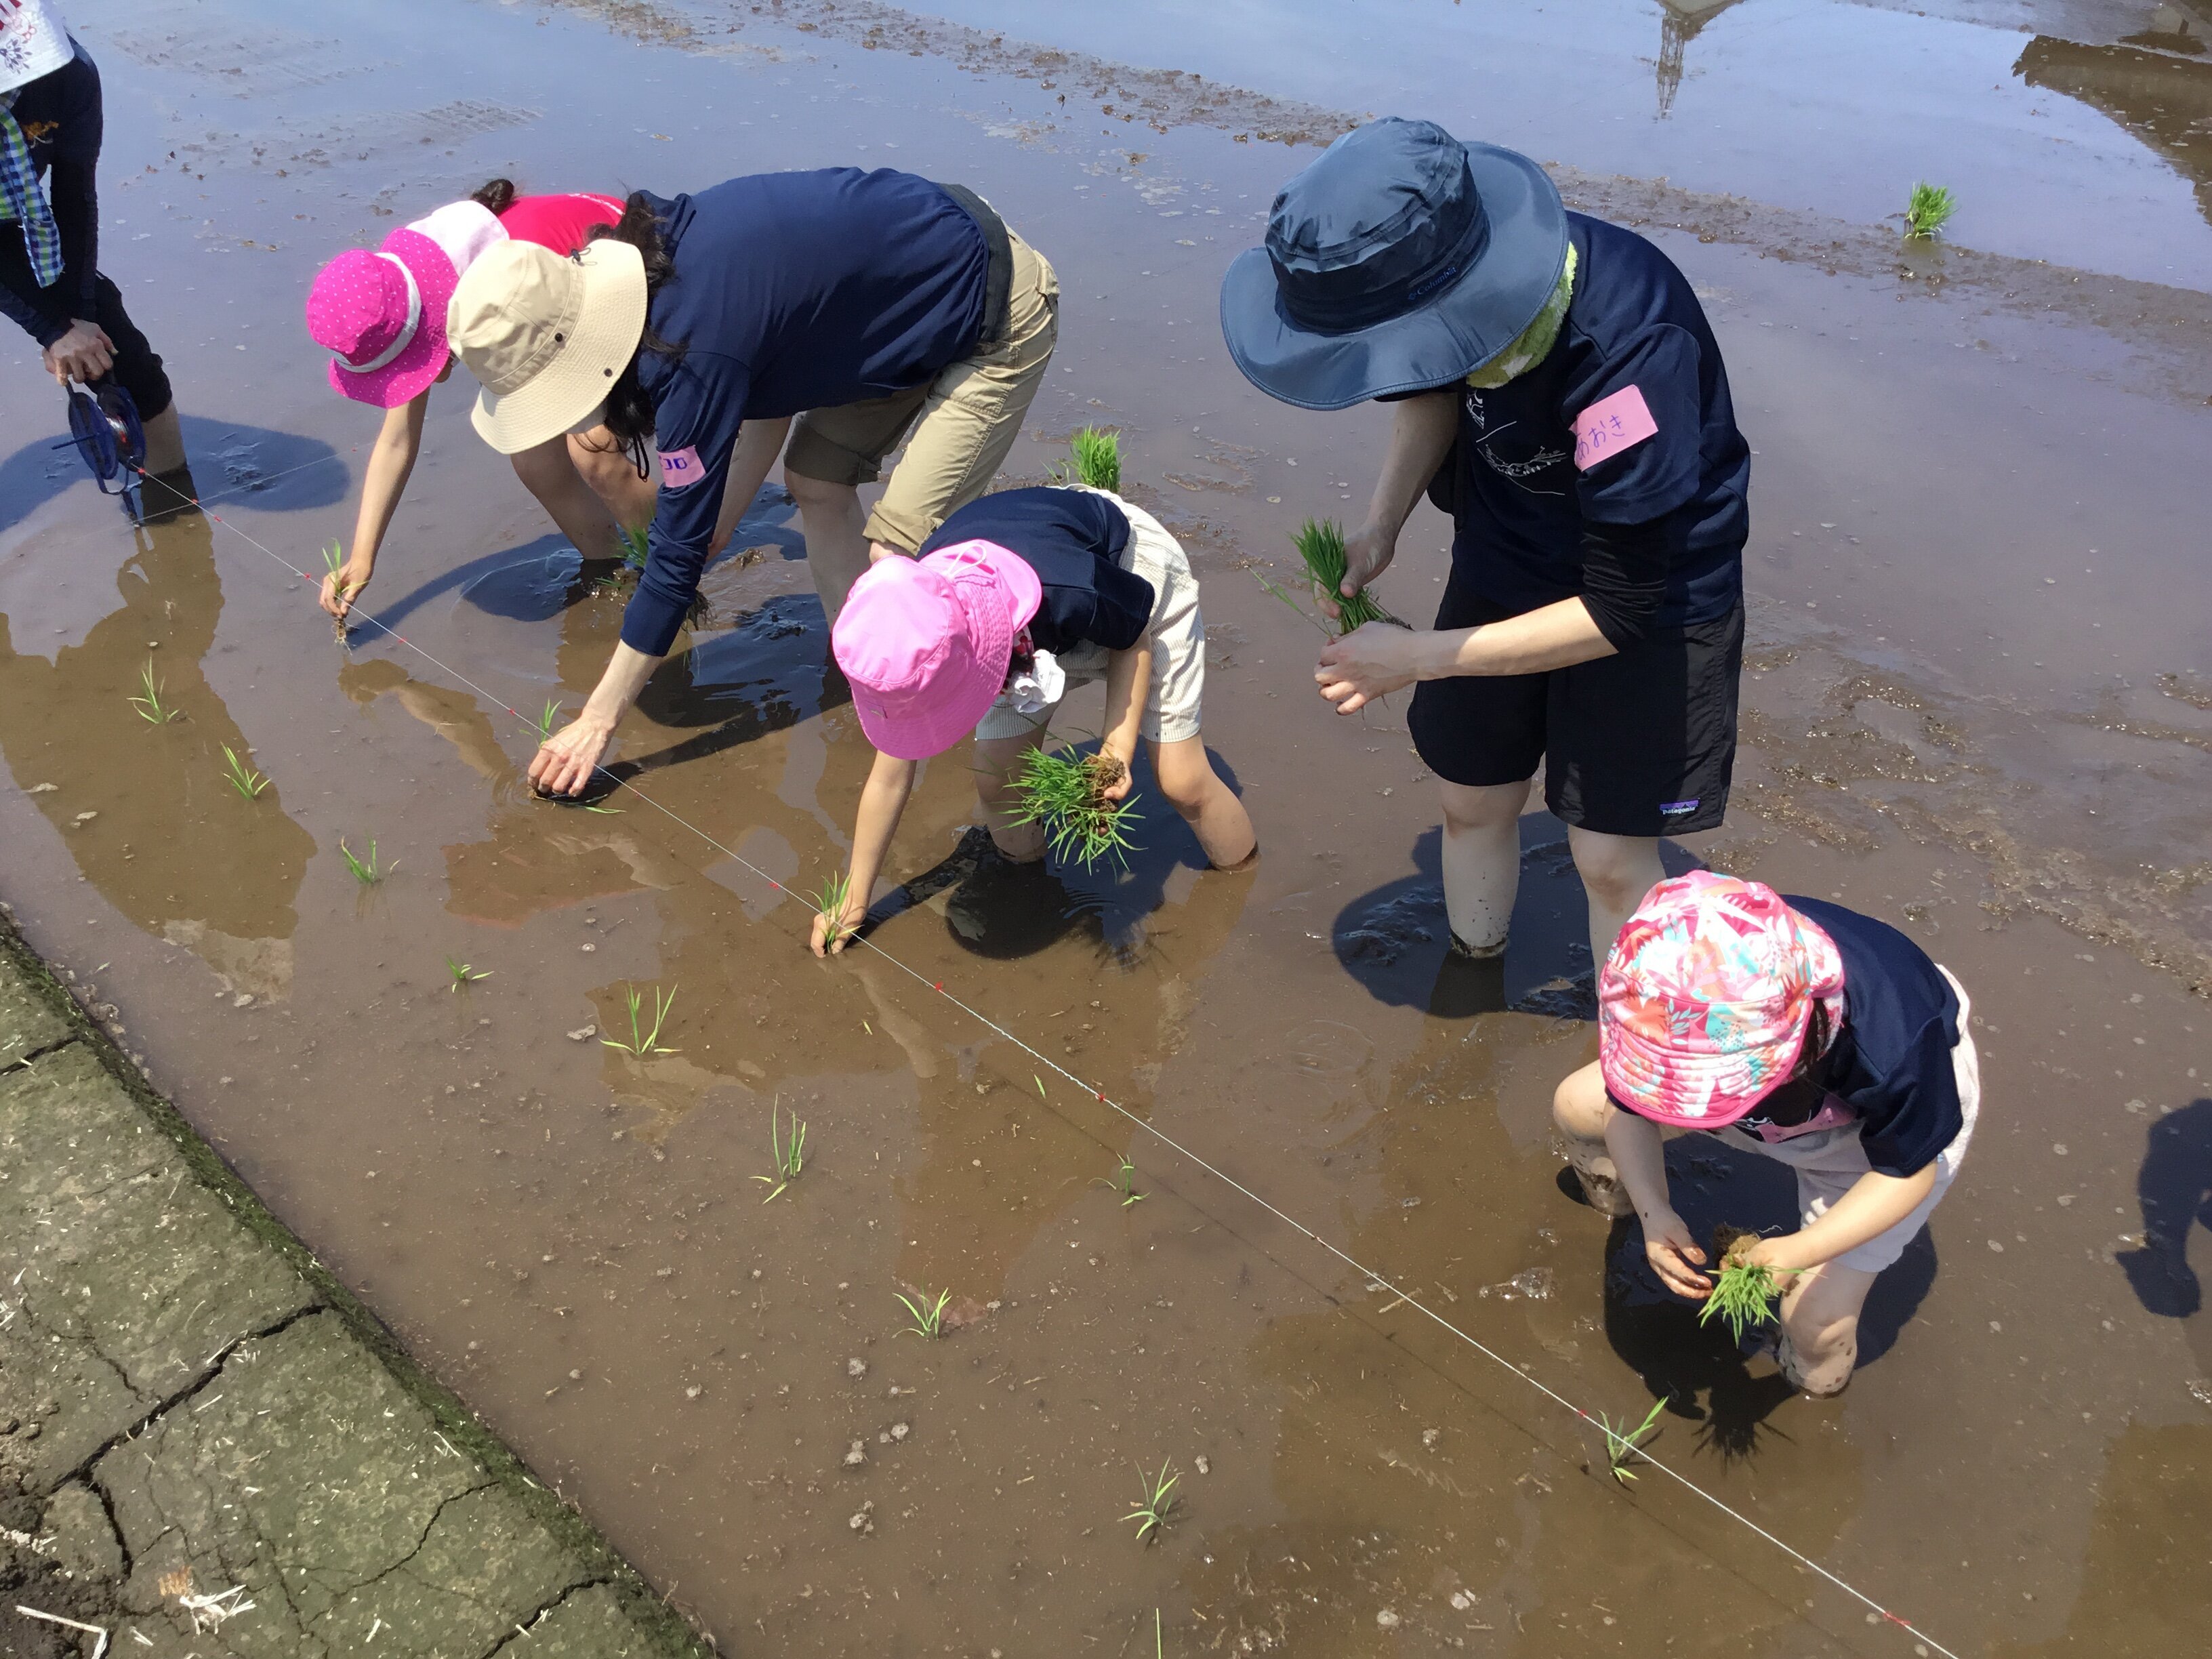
left=510, top=435, right=619, bottom=557
left=1149, top=734, right=1255, bottom=868
left=567, top=430, right=655, bottom=531
left=1775, top=1260, right=1877, bottom=1397
left=784, top=471, right=874, bottom=623
left=1438, top=779, right=1533, bottom=953
left=972, top=728, right=1048, bottom=862
left=1552, top=1059, right=1635, bottom=1216
left=140, top=403, right=186, bottom=475
left=1565, top=825, right=1665, bottom=977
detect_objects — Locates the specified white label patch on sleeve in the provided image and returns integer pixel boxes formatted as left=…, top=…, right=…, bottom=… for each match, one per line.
left=659, top=445, right=705, bottom=489
left=1572, top=385, right=1659, bottom=472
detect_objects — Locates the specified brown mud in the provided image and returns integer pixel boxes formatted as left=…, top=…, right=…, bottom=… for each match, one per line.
left=3, top=0, right=2210, bottom=1655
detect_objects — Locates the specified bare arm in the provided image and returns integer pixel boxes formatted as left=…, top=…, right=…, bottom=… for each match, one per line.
left=814, top=749, right=919, bottom=955
left=325, top=396, right=428, bottom=616
left=1329, top=390, right=1458, bottom=611
left=526, top=642, right=664, bottom=797
left=1603, top=1105, right=1713, bottom=1299
left=1749, top=1165, right=1940, bottom=1273
left=1094, top=638, right=1152, bottom=800
left=1315, top=596, right=1616, bottom=715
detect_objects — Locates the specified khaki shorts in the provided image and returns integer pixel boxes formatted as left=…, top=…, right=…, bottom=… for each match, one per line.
left=783, top=228, right=1059, bottom=551
left=974, top=490, right=1208, bottom=747
left=1715, top=967, right=1980, bottom=1273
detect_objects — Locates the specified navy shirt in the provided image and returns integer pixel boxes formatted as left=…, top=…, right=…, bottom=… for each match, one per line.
left=1437, top=213, right=1748, bottom=630
left=1779, top=897, right=1965, bottom=1179
left=0, top=41, right=102, bottom=348
left=922, top=488, right=1153, bottom=656
left=623, top=170, right=993, bottom=656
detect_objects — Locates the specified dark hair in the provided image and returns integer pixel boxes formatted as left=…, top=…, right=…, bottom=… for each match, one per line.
left=470, top=178, right=518, bottom=216
left=581, top=192, right=684, bottom=479
left=1747, top=1000, right=1837, bottom=1128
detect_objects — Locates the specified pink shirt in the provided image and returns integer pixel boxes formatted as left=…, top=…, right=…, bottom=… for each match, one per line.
left=496, top=192, right=626, bottom=256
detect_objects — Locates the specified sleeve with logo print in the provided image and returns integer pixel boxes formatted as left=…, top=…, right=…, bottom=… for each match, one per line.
left=620, top=349, right=752, bottom=657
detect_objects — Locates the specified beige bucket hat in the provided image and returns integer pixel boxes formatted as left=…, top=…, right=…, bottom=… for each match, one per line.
left=447, top=239, right=647, bottom=454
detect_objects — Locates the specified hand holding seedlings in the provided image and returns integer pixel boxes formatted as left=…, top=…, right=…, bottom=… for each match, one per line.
left=1700, top=1227, right=1797, bottom=1343
left=319, top=539, right=358, bottom=638
left=1006, top=743, right=1141, bottom=869
left=1315, top=619, right=1426, bottom=716
left=533, top=700, right=565, bottom=742
left=810, top=869, right=863, bottom=957
left=1296, top=517, right=1401, bottom=633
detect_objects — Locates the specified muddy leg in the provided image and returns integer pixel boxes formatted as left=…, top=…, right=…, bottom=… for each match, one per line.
left=972, top=730, right=1048, bottom=863
left=1565, top=825, right=1664, bottom=975
left=1439, top=779, right=1532, bottom=954
left=139, top=403, right=186, bottom=475
left=1149, top=734, right=1254, bottom=869
left=1553, top=1061, right=1636, bottom=1216
left=567, top=428, right=655, bottom=530
left=1775, top=1260, right=1877, bottom=1397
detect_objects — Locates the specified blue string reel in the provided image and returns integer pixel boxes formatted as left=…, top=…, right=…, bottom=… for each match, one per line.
left=59, top=379, right=146, bottom=498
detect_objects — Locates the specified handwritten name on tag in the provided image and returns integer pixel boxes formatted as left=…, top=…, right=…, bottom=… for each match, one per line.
left=659, top=445, right=704, bottom=489
left=1572, top=386, right=1658, bottom=472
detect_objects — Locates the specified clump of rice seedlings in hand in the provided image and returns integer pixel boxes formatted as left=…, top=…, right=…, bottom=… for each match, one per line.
left=1903, top=182, right=1956, bottom=241
left=446, top=956, right=491, bottom=992
left=322, top=541, right=352, bottom=642
left=1595, top=1395, right=1666, bottom=1485
left=1052, top=425, right=1122, bottom=493
left=533, top=699, right=563, bottom=741
left=1094, top=1154, right=1145, bottom=1207
left=338, top=837, right=392, bottom=886
left=128, top=659, right=181, bottom=725
left=751, top=1100, right=807, bottom=1202
left=1006, top=743, right=1140, bottom=869
left=813, top=869, right=855, bottom=951
left=896, top=1287, right=951, bottom=1339
left=1123, top=1460, right=1180, bottom=1544
left=220, top=745, right=269, bottom=800
left=1700, top=1228, right=1793, bottom=1342
left=602, top=983, right=678, bottom=1057
left=1294, top=517, right=1398, bottom=633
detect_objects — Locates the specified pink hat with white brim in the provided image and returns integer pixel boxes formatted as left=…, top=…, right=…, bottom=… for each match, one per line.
left=306, top=201, right=508, bottom=407
left=1597, top=871, right=1847, bottom=1130
left=833, top=541, right=1043, bottom=761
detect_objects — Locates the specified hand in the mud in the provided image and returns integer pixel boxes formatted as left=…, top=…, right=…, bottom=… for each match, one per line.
left=1642, top=1208, right=1711, bottom=1300
left=1318, top=520, right=1397, bottom=624
left=43, top=319, right=115, bottom=385
left=320, top=563, right=367, bottom=620
left=530, top=717, right=615, bottom=798
left=810, top=882, right=868, bottom=957
left=1316, top=620, right=1420, bottom=715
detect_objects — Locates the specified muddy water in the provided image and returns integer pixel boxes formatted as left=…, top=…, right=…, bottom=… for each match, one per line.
left=3, top=0, right=2209, bottom=1653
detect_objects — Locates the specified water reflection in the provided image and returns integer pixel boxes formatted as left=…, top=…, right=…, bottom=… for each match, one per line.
left=2018, top=27, right=2212, bottom=228
left=1657, top=0, right=1748, bottom=117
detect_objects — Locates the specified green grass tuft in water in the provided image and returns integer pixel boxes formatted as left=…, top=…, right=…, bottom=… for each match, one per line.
left=1903, top=182, right=1956, bottom=241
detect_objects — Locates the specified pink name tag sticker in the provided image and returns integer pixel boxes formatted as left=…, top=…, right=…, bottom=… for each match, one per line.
left=1572, top=385, right=1659, bottom=472
left=659, top=445, right=704, bottom=489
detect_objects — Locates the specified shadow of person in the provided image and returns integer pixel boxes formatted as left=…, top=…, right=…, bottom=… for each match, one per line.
left=2118, top=1099, right=2212, bottom=1332
left=0, top=415, right=346, bottom=539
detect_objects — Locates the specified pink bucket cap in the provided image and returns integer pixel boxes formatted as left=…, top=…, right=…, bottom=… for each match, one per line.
left=1597, top=871, right=1847, bottom=1130
left=833, top=540, right=1042, bottom=760
left=306, top=201, right=507, bottom=407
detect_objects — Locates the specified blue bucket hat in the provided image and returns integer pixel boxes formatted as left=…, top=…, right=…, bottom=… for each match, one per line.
left=1220, top=117, right=1568, bottom=411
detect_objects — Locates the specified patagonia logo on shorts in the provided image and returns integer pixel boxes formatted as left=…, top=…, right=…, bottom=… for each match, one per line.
left=1660, top=798, right=1700, bottom=816
left=1572, top=385, right=1658, bottom=471
left=659, top=445, right=704, bottom=489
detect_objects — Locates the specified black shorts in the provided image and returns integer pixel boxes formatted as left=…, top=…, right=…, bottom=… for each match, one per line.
left=0, top=258, right=173, bottom=423
left=1406, top=581, right=1743, bottom=837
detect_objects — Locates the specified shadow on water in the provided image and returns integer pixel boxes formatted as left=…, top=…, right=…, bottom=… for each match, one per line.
left=2117, top=1098, right=2212, bottom=1372
left=0, top=417, right=344, bottom=537
left=1593, top=1132, right=1939, bottom=1458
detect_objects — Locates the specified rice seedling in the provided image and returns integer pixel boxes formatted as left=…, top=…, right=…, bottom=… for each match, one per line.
left=1123, top=1460, right=1180, bottom=1544
left=1293, top=517, right=1399, bottom=634
left=1700, top=1256, right=1790, bottom=1344
left=220, top=745, right=269, bottom=800
left=1052, top=425, right=1122, bottom=492
left=446, top=956, right=491, bottom=992
left=1595, top=1395, right=1667, bottom=1485
left=813, top=869, right=855, bottom=951
left=895, top=1287, right=951, bottom=1339
left=127, top=658, right=182, bottom=724
left=1094, top=1154, right=1146, bottom=1207
left=338, top=837, right=392, bottom=886
left=1006, top=743, right=1140, bottom=869
left=1155, top=1609, right=1164, bottom=1658
left=602, top=983, right=678, bottom=1057
left=533, top=700, right=564, bottom=741
left=322, top=541, right=352, bottom=641
left=1902, top=181, right=1956, bottom=241
left=751, top=1100, right=807, bottom=1202
left=618, top=524, right=649, bottom=569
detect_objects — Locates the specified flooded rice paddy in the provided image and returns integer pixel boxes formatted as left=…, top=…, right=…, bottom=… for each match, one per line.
left=2, top=0, right=2209, bottom=1652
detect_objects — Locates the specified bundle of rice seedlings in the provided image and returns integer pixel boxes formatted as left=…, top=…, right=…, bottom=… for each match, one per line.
left=1059, top=426, right=1121, bottom=493
left=322, top=541, right=351, bottom=642
left=1294, top=517, right=1398, bottom=633
left=1006, top=743, right=1140, bottom=869
left=1902, top=182, right=1956, bottom=241
left=1698, top=1227, right=1793, bottom=1343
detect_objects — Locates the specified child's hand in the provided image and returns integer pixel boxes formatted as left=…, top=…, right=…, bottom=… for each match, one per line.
left=1095, top=745, right=1134, bottom=803
left=1641, top=1208, right=1711, bottom=1300
left=320, top=562, right=367, bottom=619
left=810, top=882, right=867, bottom=957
